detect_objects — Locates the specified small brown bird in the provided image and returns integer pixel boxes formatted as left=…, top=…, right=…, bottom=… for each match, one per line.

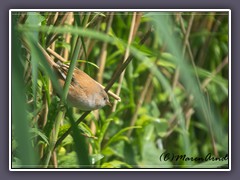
left=56, top=62, right=111, bottom=110
left=39, top=45, right=111, bottom=111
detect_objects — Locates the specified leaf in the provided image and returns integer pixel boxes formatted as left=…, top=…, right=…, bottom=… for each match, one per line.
left=58, top=124, right=71, bottom=138
left=25, top=12, right=45, bottom=107
left=29, top=128, right=49, bottom=145
left=153, top=118, right=169, bottom=137
left=25, top=12, right=45, bottom=25
left=12, top=157, right=22, bottom=168
left=139, top=139, right=172, bottom=168
left=98, top=118, right=114, bottom=145
left=76, top=60, right=99, bottom=69
left=67, top=108, right=91, bottom=167
left=101, top=160, right=132, bottom=168
left=18, top=25, right=116, bottom=45
left=44, top=96, right=61, bottom=138
left=101, top=147, right=116, bottom=157
left=55, top=41, right=71, bottom=51
left=58, top=152, right=79, bottom=168
left=86, top=12, right=106, bottom=27
left=12, top=15, right=37, bottom=166
left=197, top=67, right=228, bottom=87
left=104, top=126, right=141, bottom=148
left=61, top=135, right=73, bottom=147
left=90, top=154, right=104, bottom=164
left=79, top=122, right=95, bottom=138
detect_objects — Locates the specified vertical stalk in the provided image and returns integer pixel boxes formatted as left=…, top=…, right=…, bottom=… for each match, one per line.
left=111, top=12, right=137, bottom=112
left=127, top=73, right=153, bottom=136
left=91, top=13, right=114, bottom=148
left=43, top=32, right=83, bottom=168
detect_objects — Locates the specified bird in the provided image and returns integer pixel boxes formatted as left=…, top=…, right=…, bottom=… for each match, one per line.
left=38, top=44, right=112, bottom=111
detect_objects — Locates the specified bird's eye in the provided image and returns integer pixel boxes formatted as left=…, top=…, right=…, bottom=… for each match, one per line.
left=103, top=97, right=106, bottom=100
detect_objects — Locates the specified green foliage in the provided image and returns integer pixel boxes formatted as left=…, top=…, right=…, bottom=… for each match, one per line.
left=11, top=11, right=229, bottom=169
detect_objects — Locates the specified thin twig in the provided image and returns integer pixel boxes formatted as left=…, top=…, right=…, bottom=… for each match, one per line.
left=63, top=12, right=74, bottom=60
left=105, top=28, right=152, bottom=92
left=197, top=13, right=222, bottom=66
left=52, top=151, right=58, bottom=168
left=201, top=56, right=228, bottom=89
left=97, top=82, right=121, bottom=101
left=205, top=90, right=219, bottom=157
left=46, top=12, right=58, bottom=26
left=112, top=12, right=137, bottom=112
left=47, top=48, right=66, bottom=62
left=97, top=12, right=114, bottom=84
left=132, top=12, right=143, bottom=38
left=182, top=13, right=195, bottom=55
left=178, top=14, right=224, bottom=156
left=47, top=12, right=70, bottom=47
left=91, top=13, right=114, bottom=140
left=172, top=13, right=195, bottom=92
left=180, top=14, right=202, bottom=90
left=54, top=111, right=90, bottom=150
left=170, top=13, right=196, bottom=133
left=178, top=13, right=205, bottom=130
left=127, top=73, right=153, bottom=136
left=199, top=56, right=228, bottom=158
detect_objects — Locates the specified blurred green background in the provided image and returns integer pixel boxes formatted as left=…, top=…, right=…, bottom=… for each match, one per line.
left=11, top=11, right=229, bottom=169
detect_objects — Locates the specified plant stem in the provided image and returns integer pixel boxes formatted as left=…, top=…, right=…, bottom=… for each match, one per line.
left=112, top=12, right=137, bottom=112
left=44, top=35, right=82, bottom=167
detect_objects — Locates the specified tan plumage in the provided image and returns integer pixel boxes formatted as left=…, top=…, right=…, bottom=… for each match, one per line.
left=55, top=62, right=111, bottom=110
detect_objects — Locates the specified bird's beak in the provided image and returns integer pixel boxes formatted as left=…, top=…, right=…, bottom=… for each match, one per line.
left=106, top=100, right=112, bottom=107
